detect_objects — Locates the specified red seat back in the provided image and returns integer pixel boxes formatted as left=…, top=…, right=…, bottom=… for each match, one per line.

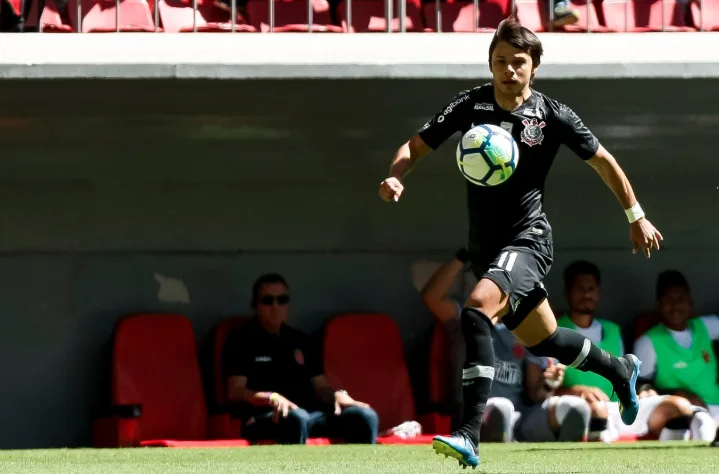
left=112, top=314, right=208, bottom=441
left=428, top=323, right=452, bottom=405
left=633, top=311, right=660, bottom=340
left=337, top=0, right=423, bottom=32
left=514, top=0, right=546, bottom=31
left=246, top=0, right=340, bottom=31
left=68, top=0, right=156, bottom=32
left=693, top=0, right=719, bottom=31
left=423, top=0, right=506, bottom=32
left=212, top=316, right=251, bottom=407
left=323, top=313, right=415, bottom=432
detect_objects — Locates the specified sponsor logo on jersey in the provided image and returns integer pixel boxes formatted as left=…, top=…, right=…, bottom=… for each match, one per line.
left=494, top=360, right=522, bottom=385
left=442, top=94, right=470, bottom=117
left=523, top=107, right=543, bottom=119
left=521, top=118, right=546, bottom=147
left=500, top=121, right=514, bottom=134
left=474, top=102, right=494, bottom=111
left=255, top=356, right=272, bottom=362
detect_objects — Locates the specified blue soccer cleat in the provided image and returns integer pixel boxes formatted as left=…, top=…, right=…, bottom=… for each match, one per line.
left=432, top=434, right=479, bottom=469
left=616, top=354, right=642, bottom=425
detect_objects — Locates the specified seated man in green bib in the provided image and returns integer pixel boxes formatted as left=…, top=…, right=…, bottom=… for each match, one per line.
left=556, top=261, right=717, bottom=442
left=634, top=270, right=719, bottom=424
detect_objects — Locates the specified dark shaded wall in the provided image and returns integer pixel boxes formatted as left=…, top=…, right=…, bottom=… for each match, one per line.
left=0, top=78, right=717, bottom=448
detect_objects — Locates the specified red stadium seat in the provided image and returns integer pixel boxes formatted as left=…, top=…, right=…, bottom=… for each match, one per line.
left=602, top=0, right=695, bottom=32
left=36, top=0, right=74, bottom=32
left=422, top=0, right=507, bottom=32
left=246, top=0, right=343, bottom=32
left=426, top=323, right=455, bottom=435
left=692, top=0, right=719, bottom=31
left=209, top=316, right=333, bottom=444
left=92, top=314, right=244, bottom=447
left=337, top=0, right=424, bottom=32
left=633, top=311, right=660, bottom=340
left=323, top=313, right=446, bottom=443
left=67, top=0, right=157, bottom=31
left=560, top=0, right=614, bottom=32
left=158, top=0, right=256, bottom=31
left=513, top=0, right=546, bottom=31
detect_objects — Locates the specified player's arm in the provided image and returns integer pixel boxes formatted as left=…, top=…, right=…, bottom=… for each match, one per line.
left=420, top=249, right=469, bottom=323
left=379, top=91, right=472, bottom=203
left=555, top=103, right=663, bottom=257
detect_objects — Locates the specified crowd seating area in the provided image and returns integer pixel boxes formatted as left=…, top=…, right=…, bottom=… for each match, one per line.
left=0, top=0, right=716, bottom=33
left=92, top=311, right=666, bottom=448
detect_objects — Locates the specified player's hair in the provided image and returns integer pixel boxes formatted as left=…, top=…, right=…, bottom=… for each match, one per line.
left=251, top=273, right=288, bottom=308
left=563, top=260, right=601, bottom=290
left=655, top=270, right=690, bottom=300
left=488, top=15, right=543, bottom=72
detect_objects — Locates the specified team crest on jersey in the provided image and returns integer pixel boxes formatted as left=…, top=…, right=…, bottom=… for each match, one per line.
left=702, top=349, right=711, bottom=363
left=295, top=349, right=305, bottom=365
left=521, top=118, right=546, bottom=147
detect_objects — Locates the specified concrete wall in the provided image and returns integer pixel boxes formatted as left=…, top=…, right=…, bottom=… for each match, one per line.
left=0, top=78, right=717, bottom=448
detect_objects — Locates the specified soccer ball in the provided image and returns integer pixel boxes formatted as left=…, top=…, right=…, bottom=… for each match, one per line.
left=456, top=124, right=519, bottom=186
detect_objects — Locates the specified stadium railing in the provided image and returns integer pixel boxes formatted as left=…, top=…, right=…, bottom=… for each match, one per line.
left=20, top=0, right=713, bottom=33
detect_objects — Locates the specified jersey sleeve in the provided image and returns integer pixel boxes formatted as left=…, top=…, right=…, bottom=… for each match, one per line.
left=700, top=314, right=719, bottom=340
left=417, top=90, right=473, bottom=150
left=633, top=334, right=657, bottom=380
left=555, top=103, right=600, bottom=160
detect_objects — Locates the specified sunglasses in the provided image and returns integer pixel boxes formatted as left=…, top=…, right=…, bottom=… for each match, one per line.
left=258, top=294, right=290, bottom=306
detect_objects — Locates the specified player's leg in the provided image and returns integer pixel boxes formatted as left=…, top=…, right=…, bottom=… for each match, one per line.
left=432, top=275, right=506, bottom=469
left=514, top=396, right=590, bottom=442
left=646, top=395, right=717, bottom=442
left=510, top=299, right=642, bottom=425
left=480, top=397, right=515, bottom=443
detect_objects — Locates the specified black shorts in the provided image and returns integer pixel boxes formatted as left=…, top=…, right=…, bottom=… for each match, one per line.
left=467, top=224, right=554, bottom=330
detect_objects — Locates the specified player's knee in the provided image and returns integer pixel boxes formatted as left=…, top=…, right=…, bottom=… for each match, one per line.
left=466, top=279, right=506, bottom=320
left=482, top=398, right=514, bottom=443
left=555, top=396, right=591, bottom=442
left=589, top=400, right=608, bottom=418
left=661, top=396, right=694, bottom=417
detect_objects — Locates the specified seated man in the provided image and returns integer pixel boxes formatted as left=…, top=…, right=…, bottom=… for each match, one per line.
left=634, top=270, right=719, bottom=423
left=421, top=249, right=591, bottom=443
left=222, top=273, right=379, bottom=444
left=557, top=262, right=716, bottom=442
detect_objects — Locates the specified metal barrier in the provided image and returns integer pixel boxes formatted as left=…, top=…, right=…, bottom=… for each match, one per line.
left=32, top=0, right=707, bottom=33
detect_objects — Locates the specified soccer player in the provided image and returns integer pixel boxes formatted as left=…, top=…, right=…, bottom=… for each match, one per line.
left=377, top=17, right=663, bottom=469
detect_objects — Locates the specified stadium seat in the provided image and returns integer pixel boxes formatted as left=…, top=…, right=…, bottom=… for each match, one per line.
left=633, top=311, right=659, bottom=339
left=158, top=0, right=256, bottom=31
left=560, top=0, right=614, bottom=32
left=246, top=0, right=343, bottom=32
left=92, top=313, right=245, bottom=447
left=323, top=313, right=445, bottom=443
left=692, top=0, right=719, bottom=31
left=602, top=0, right=695, bottom=32
left=209, top=316, right=332, bottom=444
left=426, top=322, right=456, bottom=435
left=66, top=0, right=157, bottom=31
left=34, top=0, right=74, bottom=32
left=337, top=0, right=424, bottom=32
left=513, top=0, right=546, bottom=31
left=422, top=0, right=507, bottom=32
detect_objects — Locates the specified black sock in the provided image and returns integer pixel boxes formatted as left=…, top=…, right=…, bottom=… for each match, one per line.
left=457, top=307, right=495, bottom=447
left=526, top=327, right=630, bottom=388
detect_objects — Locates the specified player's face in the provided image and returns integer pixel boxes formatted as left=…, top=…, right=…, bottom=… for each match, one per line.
left=658, top=286, right=692, bottom=329
left=490, top=42, right=536, bottom=97
left=256, top=282, right=290, bottom=333
left=568, top=274, right=600, bottom=315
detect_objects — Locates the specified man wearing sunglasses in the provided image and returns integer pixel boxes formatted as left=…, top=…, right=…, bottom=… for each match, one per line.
left=223, top=273, right=379, bottom=444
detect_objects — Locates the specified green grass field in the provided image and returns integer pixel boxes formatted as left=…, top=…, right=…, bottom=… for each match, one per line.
left=0, top=442, right=715, bottom=474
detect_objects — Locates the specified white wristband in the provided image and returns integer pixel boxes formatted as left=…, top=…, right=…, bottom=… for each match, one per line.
left=625, top=202, right=645, bottom=224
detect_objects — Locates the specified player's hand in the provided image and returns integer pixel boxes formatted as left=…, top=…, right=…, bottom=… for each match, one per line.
left=269, top=393, right=298, bottom=423
left=379, top=177, right=404, bottom=202
left=630, top=218, right=663, bottom=258
left=333, top=391, right=370, bottom=415
left=543, top=358, right=565, bottom=386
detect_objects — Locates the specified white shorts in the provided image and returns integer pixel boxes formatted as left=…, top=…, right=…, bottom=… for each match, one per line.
left=606, top=395, right=667, bottom=438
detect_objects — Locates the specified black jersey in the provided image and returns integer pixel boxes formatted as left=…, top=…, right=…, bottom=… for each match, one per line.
left=417, top=83, right=599, bottom=247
